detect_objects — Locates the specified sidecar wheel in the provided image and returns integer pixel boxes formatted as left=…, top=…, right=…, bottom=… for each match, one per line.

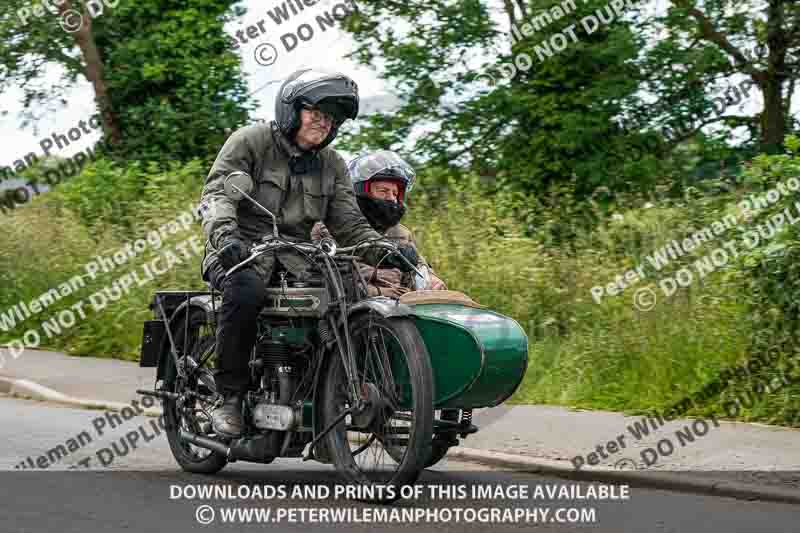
left=320, top=313, right=433, bottom=499
left=425, top=409, right=461, bottom=468
left=162, top=309, right=228, bottom=475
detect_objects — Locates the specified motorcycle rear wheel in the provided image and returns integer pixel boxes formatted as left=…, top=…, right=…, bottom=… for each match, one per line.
left=319, top=313, right=434, bottom=500
left=162, top=308, right=228, bottom=474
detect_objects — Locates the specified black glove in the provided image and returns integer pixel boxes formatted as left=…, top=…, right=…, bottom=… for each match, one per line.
left=217, top=235, right=248, bottom=270
left=383, top=243, right=419, bottom=273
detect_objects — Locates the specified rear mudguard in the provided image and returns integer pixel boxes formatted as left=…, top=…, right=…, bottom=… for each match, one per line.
left=153, top=293, right=220, bottom=383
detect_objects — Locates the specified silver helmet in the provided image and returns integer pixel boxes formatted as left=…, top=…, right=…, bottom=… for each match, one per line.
left=274, top=68, right=359, bottom=151
left=347, top=150, right=416, bottom=231
left=348, top=150, right=416, bottom=206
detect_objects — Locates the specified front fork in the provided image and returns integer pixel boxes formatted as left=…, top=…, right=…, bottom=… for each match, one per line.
left=320, top=254, right=363, bottom=407
left=303, top=257, right=367, bottom=461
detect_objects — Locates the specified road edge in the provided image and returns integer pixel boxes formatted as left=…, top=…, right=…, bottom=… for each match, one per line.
left=1, top=375, right=798, bottom=505
left=0, top=375, right=163, bottom=418
left=445, top=447, right=800, bottom=505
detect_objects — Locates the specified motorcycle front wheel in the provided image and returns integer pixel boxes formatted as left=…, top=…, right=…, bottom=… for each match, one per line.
left=319, top=312, right=434, bottom=500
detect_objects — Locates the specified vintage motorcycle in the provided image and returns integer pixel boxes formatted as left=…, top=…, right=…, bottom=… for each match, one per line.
left=137, top=172, right=528, bottom=499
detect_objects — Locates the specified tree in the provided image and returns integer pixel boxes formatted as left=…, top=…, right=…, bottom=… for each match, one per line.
left=0, top=0, right=253, bottom=163
left=633, top=0, right=800, bottom=154
left=337, top=0, right=651, bottom=199
left=1, top=0, right=132, bottom=141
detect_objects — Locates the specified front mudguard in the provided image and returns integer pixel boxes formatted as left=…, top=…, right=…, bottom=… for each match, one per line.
left=347, top=296, right=415, bottom=320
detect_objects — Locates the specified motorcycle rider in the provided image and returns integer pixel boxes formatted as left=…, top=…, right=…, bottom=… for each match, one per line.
left=312, top=150, right=447, bottom=297
left=197, top=69, right=419, bottom=438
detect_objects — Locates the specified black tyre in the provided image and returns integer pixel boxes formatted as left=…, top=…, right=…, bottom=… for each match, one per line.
left=425, top=409, right=461, bottom=468
left=319, top=312, right=434, bottom=497
left=162, top=308, right=228, bottom=474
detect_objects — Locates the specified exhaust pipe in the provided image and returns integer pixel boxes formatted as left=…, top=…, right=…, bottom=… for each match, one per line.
left=137, top=388, right=181, bottom=401
left=178, top=429, right=276, bottom=464
left=179, top=429, right=231, bottom=457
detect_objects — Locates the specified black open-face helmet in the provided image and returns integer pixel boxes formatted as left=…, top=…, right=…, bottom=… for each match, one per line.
left=274, top=68, right=359, bottom=151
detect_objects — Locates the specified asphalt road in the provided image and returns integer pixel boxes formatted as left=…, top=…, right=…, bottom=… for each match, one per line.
left=0, top=395, right=797, bottom=533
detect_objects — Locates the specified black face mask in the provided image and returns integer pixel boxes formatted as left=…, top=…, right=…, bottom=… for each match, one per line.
left=357, top=196, right=406, bottom=232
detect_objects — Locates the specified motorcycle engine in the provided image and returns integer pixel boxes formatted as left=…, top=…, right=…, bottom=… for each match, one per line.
left=249, top=331, right=308, bottom=432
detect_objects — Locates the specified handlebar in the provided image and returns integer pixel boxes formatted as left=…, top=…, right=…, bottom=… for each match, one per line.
left=224, top=236, right=420, bottom=278
left=249, top=237, right=399, bottom=258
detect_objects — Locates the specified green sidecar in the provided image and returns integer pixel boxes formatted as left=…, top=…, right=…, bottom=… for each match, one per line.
left=401, top=291, right=529, bottom=409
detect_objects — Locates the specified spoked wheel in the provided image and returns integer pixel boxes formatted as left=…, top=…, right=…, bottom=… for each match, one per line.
left=162, top=308, right=228, bottom=474
left=319, top=312, right=434, bottom=499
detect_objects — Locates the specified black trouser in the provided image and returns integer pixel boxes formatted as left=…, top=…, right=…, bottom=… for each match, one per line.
left=208, top=262, right=269, bottom=395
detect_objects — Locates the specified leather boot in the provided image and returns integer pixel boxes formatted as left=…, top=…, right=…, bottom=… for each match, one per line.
left=211, top=392, right=244, bottom=438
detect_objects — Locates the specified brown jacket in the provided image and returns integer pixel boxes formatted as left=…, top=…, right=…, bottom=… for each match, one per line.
left=311, top=222, right=442, bottom=296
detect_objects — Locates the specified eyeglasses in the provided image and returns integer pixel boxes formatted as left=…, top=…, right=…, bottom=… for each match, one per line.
left=302, top=104, right=335, bottom=125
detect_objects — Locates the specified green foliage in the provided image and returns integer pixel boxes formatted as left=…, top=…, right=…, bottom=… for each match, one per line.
left=733, top=136, right=800, bottom=425
left=0, top=158, right=207, bottom=359
left=337, top=0, right=661, bottom=198
left=337, top=0, right=798, bottom=202
left=52, top=158, right=206, bottom=238
left=632, top=0, right=799, bottom=152
left=96, top=0, right=254, bottom=162
left=0, top=0, right=85, bottom=120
